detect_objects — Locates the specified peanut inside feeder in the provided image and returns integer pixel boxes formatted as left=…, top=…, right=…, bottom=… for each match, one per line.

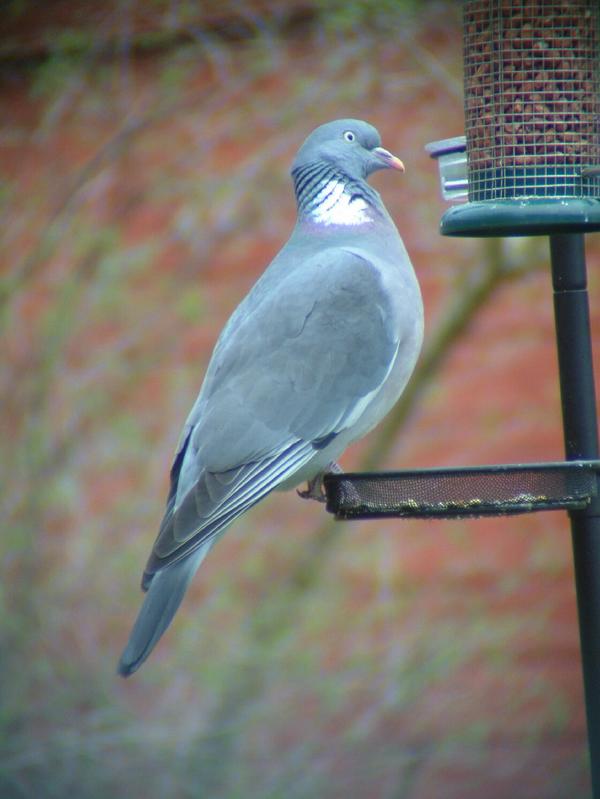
left=464, top=0, right=600, bottom=200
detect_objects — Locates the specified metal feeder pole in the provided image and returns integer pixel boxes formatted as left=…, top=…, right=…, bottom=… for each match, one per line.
left=550, top=232, right=600, bottom=793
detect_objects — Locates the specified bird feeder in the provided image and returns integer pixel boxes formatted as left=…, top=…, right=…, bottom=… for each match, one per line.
left=445, top=0, right=600, bottom=235
left=424, top=136, right=468, bottom=202
left=324, top=1, right=600, bottom=792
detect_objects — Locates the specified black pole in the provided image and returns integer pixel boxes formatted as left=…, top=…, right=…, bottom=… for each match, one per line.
left=550, top=232, right=600, bottom=795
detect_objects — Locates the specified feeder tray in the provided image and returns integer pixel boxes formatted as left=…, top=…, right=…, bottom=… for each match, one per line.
left=324, top=461, right=600, bottom=520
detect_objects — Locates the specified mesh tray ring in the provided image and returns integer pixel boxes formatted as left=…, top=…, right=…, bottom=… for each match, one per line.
left=323, top=460, right=600, bottom=520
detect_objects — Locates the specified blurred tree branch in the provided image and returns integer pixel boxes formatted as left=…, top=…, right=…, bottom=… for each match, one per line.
left=399, top=29, right=463, bottom=100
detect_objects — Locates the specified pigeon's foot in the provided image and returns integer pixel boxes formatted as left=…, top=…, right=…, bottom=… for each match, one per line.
left=297, top=461, right=344, bottom=503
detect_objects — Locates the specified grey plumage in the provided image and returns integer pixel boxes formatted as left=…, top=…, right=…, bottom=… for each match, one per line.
left=118, top=119, right=423, bottom=676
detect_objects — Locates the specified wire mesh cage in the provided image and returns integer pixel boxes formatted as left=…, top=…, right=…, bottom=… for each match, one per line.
left=465, top=0, right=600, bottom=201
left=441, top=0, right=600, bottom=235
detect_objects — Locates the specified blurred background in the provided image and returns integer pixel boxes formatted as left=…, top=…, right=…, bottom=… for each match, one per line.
left=1, top=1, right=599, bottom=797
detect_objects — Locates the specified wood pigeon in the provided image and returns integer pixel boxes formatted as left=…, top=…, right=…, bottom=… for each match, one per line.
left=118, top=118, right=424, bottom=676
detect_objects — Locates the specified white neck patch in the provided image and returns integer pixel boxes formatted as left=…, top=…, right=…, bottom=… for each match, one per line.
left=308, top=178, right=372, bottom=227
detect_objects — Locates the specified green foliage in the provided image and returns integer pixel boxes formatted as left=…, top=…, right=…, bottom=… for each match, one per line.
left=316, top=0, right=421, bottom=33
left=157, top=57, right=189, bottom=99
left=29, top=29, right=94, bottom=99
left=29, top=51, right=78, bottom=99
left=44, top=27, right=96, bottom=56
left=0, top=180, right=14, bottom=211
left=6, top=0, right=29, bottom=17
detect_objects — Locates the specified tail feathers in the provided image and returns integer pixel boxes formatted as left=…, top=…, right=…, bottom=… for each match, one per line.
left=117, top=541, right=212, bottom=677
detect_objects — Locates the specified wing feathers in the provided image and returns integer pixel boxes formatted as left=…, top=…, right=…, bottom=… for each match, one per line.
left=144, top=439, right=315, bottom=577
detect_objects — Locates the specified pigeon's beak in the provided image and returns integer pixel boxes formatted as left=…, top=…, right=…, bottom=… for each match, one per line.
left=372, top=146, right=405, bottom=172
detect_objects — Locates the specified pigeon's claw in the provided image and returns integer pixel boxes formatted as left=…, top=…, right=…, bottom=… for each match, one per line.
left=297, top=474, right=327, bottom=502
left=297, top=461, right=344, bottom=503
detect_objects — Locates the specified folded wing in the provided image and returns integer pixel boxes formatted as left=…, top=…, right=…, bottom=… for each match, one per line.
left=143, top=248, right=400, bottom=582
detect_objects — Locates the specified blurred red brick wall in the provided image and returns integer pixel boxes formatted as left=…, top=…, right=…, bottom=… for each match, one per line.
left=1, top=2, right=599, bottom=798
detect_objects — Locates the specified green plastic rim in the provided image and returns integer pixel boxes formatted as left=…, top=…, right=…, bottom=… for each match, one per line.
left=440, top=198, right=600, bottom=237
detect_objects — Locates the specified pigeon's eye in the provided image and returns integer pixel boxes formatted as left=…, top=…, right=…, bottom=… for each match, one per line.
left=343, top=131, right=356, bottom=142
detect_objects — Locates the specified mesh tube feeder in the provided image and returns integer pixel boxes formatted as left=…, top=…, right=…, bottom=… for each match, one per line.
left=445, top=0, right=600, bottom=235
left=324, top=1, right=600, bottom=792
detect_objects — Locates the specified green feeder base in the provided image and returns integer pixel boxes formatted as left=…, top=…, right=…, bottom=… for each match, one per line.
left=440, top=198, right=600, bottom=237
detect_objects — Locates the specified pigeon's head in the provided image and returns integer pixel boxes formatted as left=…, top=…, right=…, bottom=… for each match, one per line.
left=291, top=119, right=405, bottom=180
